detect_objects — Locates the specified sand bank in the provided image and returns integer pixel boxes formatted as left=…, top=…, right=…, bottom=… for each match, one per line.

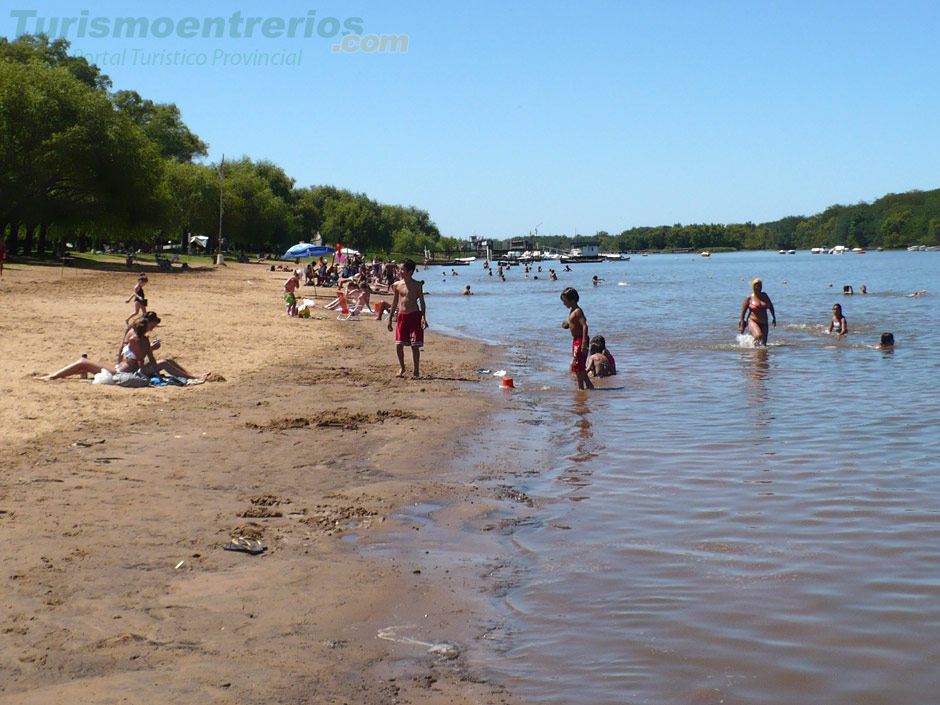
left=0, top=260, right=525, bottom=704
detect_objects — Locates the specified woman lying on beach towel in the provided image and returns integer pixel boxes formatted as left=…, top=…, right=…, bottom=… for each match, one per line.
left=43, top=313, right=210, bottom=382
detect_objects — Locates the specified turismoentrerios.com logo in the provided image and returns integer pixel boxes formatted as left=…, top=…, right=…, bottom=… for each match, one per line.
left=9, top=9, right=408, bottom=53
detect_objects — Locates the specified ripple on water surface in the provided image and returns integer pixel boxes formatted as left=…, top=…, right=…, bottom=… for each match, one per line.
left=430, top=252, right=940, bottom=704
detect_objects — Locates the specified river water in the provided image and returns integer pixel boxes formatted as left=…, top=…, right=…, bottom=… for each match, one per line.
left=425, top=250, right=940, bottom=705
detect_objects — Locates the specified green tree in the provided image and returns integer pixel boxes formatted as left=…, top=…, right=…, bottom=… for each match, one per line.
left=0, top=33, right=110, bottom=90
left=112, top=90, right=207, bottom=162
left=0, top=60, right=163, bottom=254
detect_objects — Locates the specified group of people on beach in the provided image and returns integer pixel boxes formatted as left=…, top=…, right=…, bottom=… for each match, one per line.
left=282, top=257, right=429, bottom=378
left=43, top=275, right=210, bottom=383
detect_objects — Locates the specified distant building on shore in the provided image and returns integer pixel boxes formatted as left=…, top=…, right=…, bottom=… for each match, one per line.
left=468, top=235, right=494, bottom=253
left=507, top=236, right=534, bottom=252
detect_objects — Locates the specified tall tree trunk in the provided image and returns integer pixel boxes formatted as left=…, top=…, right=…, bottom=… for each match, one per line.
left=7, top=221, right=20, bottom=255
left=22, top=224, right=35, bottom=256
left=77, top=231, right=88, bottom=251
left=37, top=223, right=49, bottom=256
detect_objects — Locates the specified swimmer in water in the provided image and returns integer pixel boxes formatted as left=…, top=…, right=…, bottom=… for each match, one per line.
left=828, top=303, right=847, bottom=337
left=873, top=332, right=894, bottom=349
left=586, top=335, right=616, bottom=377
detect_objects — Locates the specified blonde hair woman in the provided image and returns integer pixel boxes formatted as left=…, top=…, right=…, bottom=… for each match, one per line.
left=739, top=278, right=776, bottom=345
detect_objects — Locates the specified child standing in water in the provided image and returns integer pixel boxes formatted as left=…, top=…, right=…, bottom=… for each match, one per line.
left=560, top=287, right=594, bottom=390
left=388, top=258, right=428, bottom=378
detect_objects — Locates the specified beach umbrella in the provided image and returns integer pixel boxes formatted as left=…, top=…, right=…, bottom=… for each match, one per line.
left=284, top=243, right=332, bottom=259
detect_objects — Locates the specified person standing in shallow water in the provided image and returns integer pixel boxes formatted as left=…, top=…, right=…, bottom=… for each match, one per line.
left=560, top=287, right=594, bottom=390
left=739, top=278, right=776, bottom=345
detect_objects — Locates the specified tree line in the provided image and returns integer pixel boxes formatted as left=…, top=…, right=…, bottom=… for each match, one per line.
left=518, top=189, right=940, bottom=254
left=3, top=35, right=937, bottom=258
left=0, top=34, right=453, bottom=257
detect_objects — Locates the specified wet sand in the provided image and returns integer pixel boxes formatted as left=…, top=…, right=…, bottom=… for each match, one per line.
left=0, top=259, right=522, bottom=704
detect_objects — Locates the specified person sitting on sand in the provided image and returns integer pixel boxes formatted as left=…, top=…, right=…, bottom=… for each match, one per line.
left=586, top=335, right=616, bottom=377
left=44, top=314, right=209, bottom=381
left=873, top=332, right=895, bottom=349
left=125, top=313, right=209, bottom=381
left=357, top=282, right=374, bottom=312
left=828, top=303, right=848, bottom=337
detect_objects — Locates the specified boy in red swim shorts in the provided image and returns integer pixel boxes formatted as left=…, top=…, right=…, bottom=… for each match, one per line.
left=388, top=258, right=428, bottom=378
left=560, top=287, right=594, bottom=390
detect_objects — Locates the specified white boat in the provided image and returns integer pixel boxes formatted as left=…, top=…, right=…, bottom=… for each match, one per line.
left=925, top=245, right=940, bottom=252
left=778, top=249, right=786, bottom=254
left=700, top=251, right=711, bottom=257
left=829, top=245, right=847, bottom=255
left=908, top=245, right=927, bottom=251
left=811, top=247, right=824, bottom=254
left=787, top=249, right=796, bottom=254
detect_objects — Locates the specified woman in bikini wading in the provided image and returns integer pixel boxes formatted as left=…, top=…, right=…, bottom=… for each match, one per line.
left=739, top=278, right=776, bottom=345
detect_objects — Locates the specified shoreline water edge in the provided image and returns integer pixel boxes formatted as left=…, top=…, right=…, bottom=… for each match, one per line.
left=0, top=261, right=536, bottom=705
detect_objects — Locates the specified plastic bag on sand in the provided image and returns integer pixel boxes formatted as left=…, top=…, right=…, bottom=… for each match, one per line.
left=92, top=369, right=114, bottom=385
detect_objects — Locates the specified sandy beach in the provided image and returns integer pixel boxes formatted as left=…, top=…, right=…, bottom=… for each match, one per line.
left=0, top=259, right=523, bottom=705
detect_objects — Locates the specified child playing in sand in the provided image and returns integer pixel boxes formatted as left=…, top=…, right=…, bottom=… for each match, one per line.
left=560, top=287, right=594, bottom=390
left=125, top=274, right=148, bottom=324
left=284, top=272, right=300, bottom=317
left=387, top=258, right=427, bottom=378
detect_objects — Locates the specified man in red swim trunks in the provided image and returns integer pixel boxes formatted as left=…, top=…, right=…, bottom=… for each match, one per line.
left=388, top=258, right=428, bottom=378
left=560, top=287, right=594, bottom=390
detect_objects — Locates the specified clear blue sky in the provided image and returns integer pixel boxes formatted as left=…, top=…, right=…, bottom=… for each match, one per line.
left=6, top=1, right=940, bottom=238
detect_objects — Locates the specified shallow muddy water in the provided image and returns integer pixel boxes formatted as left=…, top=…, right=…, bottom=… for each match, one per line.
left=429, top=250, right=940, bottom=704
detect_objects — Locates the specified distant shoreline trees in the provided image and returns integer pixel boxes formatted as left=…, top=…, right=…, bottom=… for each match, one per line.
left=502, top=191, right=940, bottom=253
